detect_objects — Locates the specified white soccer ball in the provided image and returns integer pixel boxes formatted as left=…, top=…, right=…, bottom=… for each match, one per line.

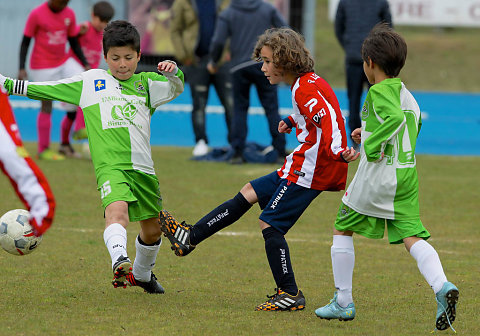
left=0, top=209, right=42, bottom=256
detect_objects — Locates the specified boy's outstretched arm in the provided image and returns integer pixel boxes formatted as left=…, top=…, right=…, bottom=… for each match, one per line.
left=1, top=73, right=82, bottom=106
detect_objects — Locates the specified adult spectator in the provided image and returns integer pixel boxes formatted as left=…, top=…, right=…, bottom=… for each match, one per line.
left=170, top=0, right=233, bottom=157
left=334, top=0, right=392, bottom=145
left=208, top=0, right=287, bottom=164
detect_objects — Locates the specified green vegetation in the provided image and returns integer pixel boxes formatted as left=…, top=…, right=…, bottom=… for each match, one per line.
left=314, top=0, right=480, bottom=92
left=1, top=144, right=477, bottom=335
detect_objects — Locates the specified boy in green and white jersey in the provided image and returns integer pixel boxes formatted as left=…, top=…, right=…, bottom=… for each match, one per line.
left=314, top=24, right=459, bottom=332
left=1, top=20, right=185, bottom=294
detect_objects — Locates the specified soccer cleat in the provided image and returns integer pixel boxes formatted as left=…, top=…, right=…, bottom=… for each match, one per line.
left=315, top=292, right=356, bottom=321
left=435, top=281, right=459, bottom=331
left=111, top=255, right=132, bottom=289
left=126, top=272, right=165, bottom=294
left=59, top=143, right=82, bottom=158
left=38, top=148, right=65, bottom=161
left=255, top=288, right=305, bottom=311
left=159, top=210, right=196, bottom=256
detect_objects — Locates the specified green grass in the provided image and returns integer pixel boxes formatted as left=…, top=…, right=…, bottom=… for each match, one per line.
left=314, top=0, right=480, bottom=92
left=0, top=143, right=478, bottom=335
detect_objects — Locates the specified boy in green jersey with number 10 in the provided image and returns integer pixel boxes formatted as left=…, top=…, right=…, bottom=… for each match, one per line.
left=314, top=23, right=459, bottom=332
left=1, top=20, right=185, bottom=294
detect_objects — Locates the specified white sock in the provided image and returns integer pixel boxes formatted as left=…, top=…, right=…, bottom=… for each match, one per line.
left=409, top=239, right=447, bottom=293
left=331, top=235, right=355, bottom=307
left=103, top=223, right=128, bottom=267
left=132, top=235, right=162, bottom=282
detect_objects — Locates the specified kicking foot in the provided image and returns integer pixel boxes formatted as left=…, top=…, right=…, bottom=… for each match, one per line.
left=111, top=255, right=132, bottom=289
left=159, top=210, right=196, bottom=256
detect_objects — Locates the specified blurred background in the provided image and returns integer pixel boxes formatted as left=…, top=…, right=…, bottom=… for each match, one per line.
left=1, top=0, right=479, bottom=155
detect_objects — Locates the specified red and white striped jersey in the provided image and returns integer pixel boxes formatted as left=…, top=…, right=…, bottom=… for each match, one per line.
left=0, top=91, right=55, bottom=236
left=278, top=72, right=348, bottom=191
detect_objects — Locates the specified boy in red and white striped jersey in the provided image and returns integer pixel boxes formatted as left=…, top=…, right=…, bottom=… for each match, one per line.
left=160, top=28, right=359, bottom=311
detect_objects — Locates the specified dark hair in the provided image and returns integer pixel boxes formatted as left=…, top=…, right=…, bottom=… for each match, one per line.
left=93, top=1, right=115, bottom=22
left=361, top=23, right=407, bottom=77
left=103, top=20, right=140, bottom=57
left=253, top=28, right=314, bottom=77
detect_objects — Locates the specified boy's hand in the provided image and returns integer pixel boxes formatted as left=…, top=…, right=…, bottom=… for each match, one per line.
left=341, top=146, right=360, bottom=162
left=351, top=128, right=362, bottom=144
left=158, top=61, right=178, bottom=76
left=278, top=120, right=292, bottom=134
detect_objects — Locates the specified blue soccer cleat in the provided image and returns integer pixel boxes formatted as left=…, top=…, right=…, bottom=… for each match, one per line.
left=435, top=281, right=459, bottom=331
left=315, top=292, right=355, bottom=321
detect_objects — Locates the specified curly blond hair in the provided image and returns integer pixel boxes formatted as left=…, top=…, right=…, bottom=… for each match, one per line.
left=253, top=28, right=314, bottom=77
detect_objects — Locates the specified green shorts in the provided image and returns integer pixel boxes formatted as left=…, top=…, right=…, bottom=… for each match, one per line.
left=97, top=168, right=162, bottom=222
left=334, top=203, right=430, bottom=244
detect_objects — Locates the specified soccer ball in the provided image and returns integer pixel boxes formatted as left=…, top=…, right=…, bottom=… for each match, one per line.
left=0, top=209, right=42, bottom=256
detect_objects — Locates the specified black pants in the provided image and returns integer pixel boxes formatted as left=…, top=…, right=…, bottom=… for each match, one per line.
left=184, top=57, right=233, bottom=144
left=346, top=61, right=371, bottom=138
left=231, top=63, right=286, bottom=156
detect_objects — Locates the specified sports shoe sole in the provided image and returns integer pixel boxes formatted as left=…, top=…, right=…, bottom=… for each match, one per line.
left=436, top=288, right=459, bottom=330
left=317, top=315, right=355, bottom=321
left=112, top=260, right=132, bottom=289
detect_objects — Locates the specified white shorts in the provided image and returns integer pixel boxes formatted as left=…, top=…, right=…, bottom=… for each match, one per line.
left=29, top=58, right=84, bottom=111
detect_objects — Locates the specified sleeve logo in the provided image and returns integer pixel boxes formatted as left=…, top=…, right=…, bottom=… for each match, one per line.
left=94, top=79, right=106, bottom=92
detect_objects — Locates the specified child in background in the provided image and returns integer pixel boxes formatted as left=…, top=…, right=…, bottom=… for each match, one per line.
left=2, top=20, right=185, bottom=294
left=314, top=23, right=459, bottom=332
left=60, top=1, right=115, bottom=154
left=18, top=0, right=90, bottom=160
left=160, top=27, right=358, bottom=310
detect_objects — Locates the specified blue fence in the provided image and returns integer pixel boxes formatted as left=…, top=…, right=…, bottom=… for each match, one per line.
left=8, top=84, right=480, bottom=156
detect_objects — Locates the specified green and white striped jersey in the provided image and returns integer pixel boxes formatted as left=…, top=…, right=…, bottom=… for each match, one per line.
left=343, top=78, right=422, bottom=220
left=4, top=68, right=184, bottom=176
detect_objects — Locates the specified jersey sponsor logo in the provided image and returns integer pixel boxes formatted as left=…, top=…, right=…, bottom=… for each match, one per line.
left=270, top=185, right=288, bottom=209
left=312, top=108, right=326, bottom=124
left=304, top=98, right=318, bottom=112
left=46, top=30, right=67, bottom=45
left=94, top=79, right=106, bottom=91
left=108, top=103, right=143, bottom=129
left=111, top=102, right=138, bottom=121
left=293, top=169, right=305, bottom=177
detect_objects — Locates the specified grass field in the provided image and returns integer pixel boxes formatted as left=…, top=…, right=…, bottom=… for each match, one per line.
left=0, top=143, right=478, bottom=335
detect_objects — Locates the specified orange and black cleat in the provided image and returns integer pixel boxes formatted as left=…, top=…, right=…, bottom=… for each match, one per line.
left=255, top=288, right=306, bottom=311
left=158, top=210, right=196, bottom=256
left=111, top=255, right=132, bottom=288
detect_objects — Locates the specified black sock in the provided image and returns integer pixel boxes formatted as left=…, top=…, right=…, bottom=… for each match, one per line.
left=190, top=192, right=252, bottom=245
left=262, top=226, right=298, bottom=296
